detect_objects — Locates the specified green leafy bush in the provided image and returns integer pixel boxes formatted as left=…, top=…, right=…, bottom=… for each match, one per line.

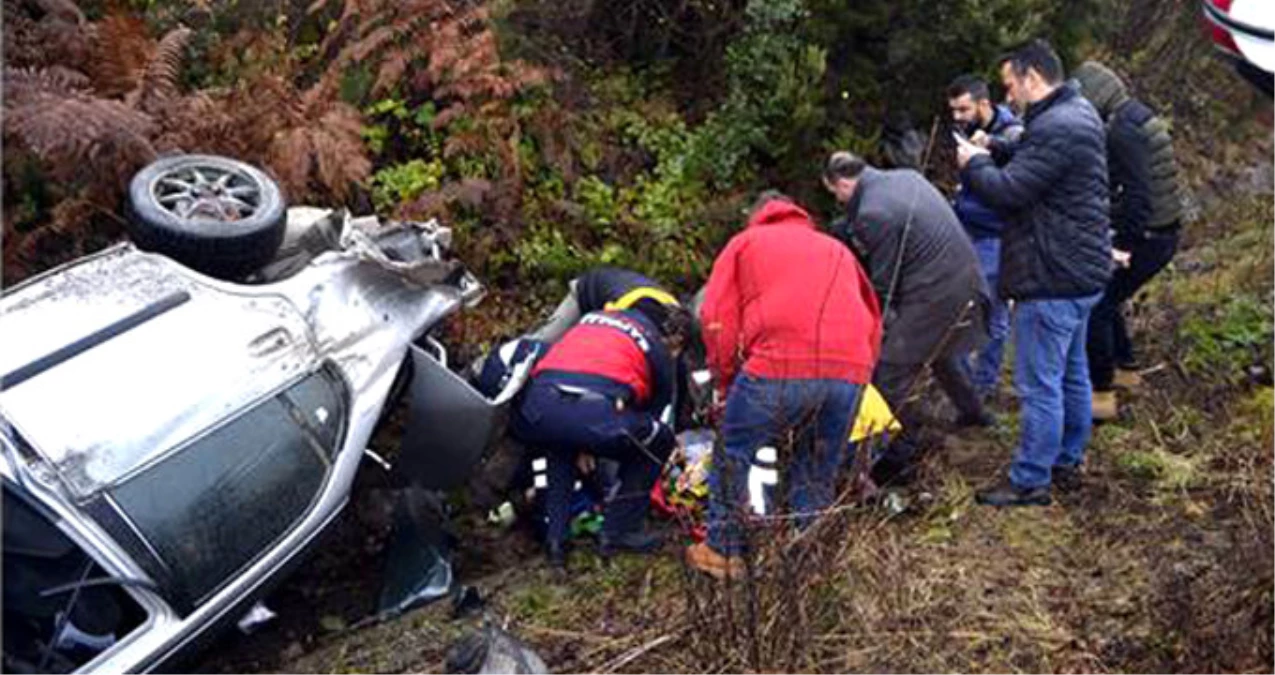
left=371, top=159, right=445, bottom=212
left=1179, top=295, right=1274, bottom=385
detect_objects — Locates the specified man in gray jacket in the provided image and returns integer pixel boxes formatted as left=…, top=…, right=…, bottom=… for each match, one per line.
left=824, top=151, right=992, bottom=481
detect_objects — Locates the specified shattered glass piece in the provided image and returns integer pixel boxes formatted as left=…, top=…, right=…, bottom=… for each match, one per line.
left=235, top=601, right=277, bottom=635
left=377, top=488, right=454, bottom=617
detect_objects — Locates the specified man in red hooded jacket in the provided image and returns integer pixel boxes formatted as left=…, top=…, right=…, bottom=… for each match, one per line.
left=685, top=192, right=882, bottom=579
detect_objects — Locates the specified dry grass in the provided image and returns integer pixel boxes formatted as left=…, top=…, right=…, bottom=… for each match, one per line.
left=239, top=362, right=1270, bottom=673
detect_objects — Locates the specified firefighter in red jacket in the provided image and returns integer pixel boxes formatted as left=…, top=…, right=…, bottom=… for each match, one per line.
left=510, top=299, right=692, bottom=569
left=686, top=192, right=883, bottom=579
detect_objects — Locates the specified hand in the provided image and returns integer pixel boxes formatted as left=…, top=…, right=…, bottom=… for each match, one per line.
left=956, top=141, right=989, bottom=168
left=1112, top=249, right=1132, bottom=268
left=708, top=399, right=727, bottom=427
left=970, top=130, right=991, bottom=148
left=576, top=453, right=596, bottom=475
left=669, top=438, right=687, bottom=466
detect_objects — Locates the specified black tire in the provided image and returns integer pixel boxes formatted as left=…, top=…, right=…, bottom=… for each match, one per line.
left=126, top=154, right=286, bottom=280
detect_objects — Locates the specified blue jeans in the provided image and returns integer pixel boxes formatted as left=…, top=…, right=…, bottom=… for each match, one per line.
left=707, top=375, right=859, bottom=556
left=1009, top=294, right=1102, bottom=489
left=965, top=237, right=1011, bottom=396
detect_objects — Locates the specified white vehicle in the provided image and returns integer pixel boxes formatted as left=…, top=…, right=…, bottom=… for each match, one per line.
left=1, top=155, right=521, bottom=673
left=1201, top=0, right=1274, bottom=95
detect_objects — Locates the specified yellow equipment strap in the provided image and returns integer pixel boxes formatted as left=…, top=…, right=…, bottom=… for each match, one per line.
left=604, top=287, right=680, bottom=311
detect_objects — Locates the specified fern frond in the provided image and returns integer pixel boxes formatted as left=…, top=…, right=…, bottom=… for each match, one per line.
left=312, top=106, right=373, bottom=201
left=3, top=66, right=91, bottom=106
left=4, top=5, right=94, bottom=71
left=3, top=94, right=157, bottom=184
left=89, top=13, right=152, bottom=97
left=400, top=178, right=492, bottom=220
left=128, top=27, right=192, bottom=114
left=32, top=0, right=86, bottom=25
left=150, top=91, right=238, bottom=155
left=264, top=97, right=370, bottom=203
left=266, top=128, right=316, bottom=201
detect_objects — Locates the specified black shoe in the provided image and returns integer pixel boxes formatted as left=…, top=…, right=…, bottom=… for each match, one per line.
left=1052, top=464, right=1083, bottom=493
left=870, top=455, right=918, bottom=487
left=975, top=478, right=1051, bottom=507
left=954, top=410, right=995, bottom=429
left=599, top=530, right=663, bottom=558
left=545, top=540, right=567, bottom=569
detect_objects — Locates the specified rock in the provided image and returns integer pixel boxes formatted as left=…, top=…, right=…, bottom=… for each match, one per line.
left=445, top=622, right=547, bottom=674
left=281, top=642, right=305, bottom=661
left=319, top=615, right=347, bottom=633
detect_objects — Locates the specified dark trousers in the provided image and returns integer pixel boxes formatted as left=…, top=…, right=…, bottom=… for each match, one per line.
left=875, top=349, right=985, bottom=429
left=872, top=301, right=988, bottom=474
left=510, top=378, right=673, bottom=547
left=1087, top=228, right=1179, bottom=391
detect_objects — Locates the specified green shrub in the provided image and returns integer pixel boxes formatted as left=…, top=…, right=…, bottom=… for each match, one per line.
left=1179, top=295, right=1274, bottom=385
left=371, top=159, right=445, bottom=212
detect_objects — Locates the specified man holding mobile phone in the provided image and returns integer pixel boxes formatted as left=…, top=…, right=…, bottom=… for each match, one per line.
left=956, top=39, right=1111, bottom=507
left=947, top=74, right=1025, bottom=405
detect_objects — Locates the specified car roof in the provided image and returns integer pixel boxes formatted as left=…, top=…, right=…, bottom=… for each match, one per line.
left=0, top=245, right=319, bottom=498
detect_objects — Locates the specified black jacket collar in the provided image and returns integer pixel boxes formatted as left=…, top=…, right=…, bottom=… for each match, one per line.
left=1024, top=81, right=1079, bottom=125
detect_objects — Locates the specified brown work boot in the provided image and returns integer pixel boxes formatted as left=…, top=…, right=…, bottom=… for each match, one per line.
left=684, top=542, right=745, bottom=580
left=1092, top=390, right=1118, bottom=422
left=1113, top=368, right=1142, bottom=389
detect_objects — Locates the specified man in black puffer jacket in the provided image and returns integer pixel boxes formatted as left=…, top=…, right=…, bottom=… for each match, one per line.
left=957, top=39, right=1112, bottom=507
left=1073, top=61, right=1182, bottom=422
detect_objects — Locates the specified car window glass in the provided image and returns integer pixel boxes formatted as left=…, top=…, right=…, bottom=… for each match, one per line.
left=3, top=485, right=146, bottom=674
left=108, top=368, right=347, bottom=611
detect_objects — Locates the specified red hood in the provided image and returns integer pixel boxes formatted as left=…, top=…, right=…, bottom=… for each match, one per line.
left=747, top=199, right=816, bottom=230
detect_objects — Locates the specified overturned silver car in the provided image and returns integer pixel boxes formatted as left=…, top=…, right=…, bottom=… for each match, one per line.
left=1, top=155, right=522, bottom=673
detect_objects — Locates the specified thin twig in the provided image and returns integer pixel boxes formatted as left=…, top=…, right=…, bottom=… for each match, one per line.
left=519, top=624, right=625, bottom=644
left=920, top=115, right=940, bottom=174
left=597, top=631, right=681, bottom=673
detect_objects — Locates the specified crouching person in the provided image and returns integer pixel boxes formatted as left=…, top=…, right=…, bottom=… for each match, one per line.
left=510, top=298, right=692, bottom=568
left=686, top=193, right=882, bottom=580
left=526, top=266, right=681, bottom=344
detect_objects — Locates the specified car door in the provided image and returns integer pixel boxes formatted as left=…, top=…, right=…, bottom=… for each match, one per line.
left=83, top=364, right=350, bottom=615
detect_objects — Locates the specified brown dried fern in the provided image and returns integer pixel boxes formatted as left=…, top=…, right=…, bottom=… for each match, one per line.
left=127, top=26, right=193, bottom=114
left=3, top=0, right=95, bottom=71
left=2, top=65, right=92, bottom=105
left=89, top=13, right=152, bottom=98
left=32, top=0, right=86, bottom=25
left=266, top=100, right=371, bottom=202
left=3, top=91, right=157, bottom=185
left=400, top=177, right=493, bottom=221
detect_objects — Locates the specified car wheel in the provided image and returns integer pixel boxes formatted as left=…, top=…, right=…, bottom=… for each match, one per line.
left=126, top=154, right=286, bottom=280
